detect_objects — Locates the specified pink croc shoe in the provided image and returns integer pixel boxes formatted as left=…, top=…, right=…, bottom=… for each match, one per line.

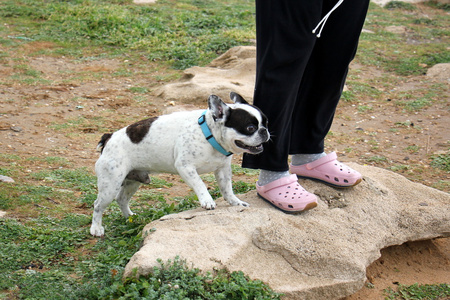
left=256, top=174, right=318, bottom=213
left=290, top=152, right=362, bottom=188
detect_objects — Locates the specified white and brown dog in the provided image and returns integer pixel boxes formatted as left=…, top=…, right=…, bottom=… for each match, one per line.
left=90, top=92, right=269, bottom=236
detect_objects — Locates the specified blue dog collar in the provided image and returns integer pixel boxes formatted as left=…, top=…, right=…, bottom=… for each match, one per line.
left=198, top=110, right=232, bottom=157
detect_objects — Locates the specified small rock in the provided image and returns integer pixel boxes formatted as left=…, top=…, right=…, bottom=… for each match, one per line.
left=361, top=29, right=375, bottom=34
left=385, top=25, right=407, bottom=34
left=133, top=0, right=157, bottom=3
left=10, top=126, right=22, bottom=132
left=0, top=175, right=15, bottom=183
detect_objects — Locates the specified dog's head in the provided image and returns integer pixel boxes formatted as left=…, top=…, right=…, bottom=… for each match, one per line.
left=207, top=92, right=269, bottom=155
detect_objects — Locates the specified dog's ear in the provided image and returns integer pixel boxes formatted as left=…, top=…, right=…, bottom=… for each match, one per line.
left=230, top=92, right=249, bottom=105
left=208, top=95, right=230, bottom=122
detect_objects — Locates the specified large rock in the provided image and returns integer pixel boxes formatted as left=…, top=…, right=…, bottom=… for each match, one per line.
left=426, top=63, right=450, bottom=82
left=124, top=164, right=450, bottom=299
left=154, top=46, right=256, bottom=104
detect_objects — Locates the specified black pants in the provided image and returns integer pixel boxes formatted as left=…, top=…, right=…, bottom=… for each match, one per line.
left=242, top=0, right=370, bottom=172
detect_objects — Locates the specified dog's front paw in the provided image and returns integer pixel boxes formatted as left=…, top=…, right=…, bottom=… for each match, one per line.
left=231, top=200, right=250, bottom=207
left=90, top=224, right=105, bottom=237
left=227, top=196, right=250, bottom=207
left=238, top=201, right=250, bottom=207
left=200, top=199, right=216, bottom=210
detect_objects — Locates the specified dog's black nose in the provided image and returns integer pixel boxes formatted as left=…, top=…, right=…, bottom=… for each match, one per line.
left=259, top=128, right=269, bottom=141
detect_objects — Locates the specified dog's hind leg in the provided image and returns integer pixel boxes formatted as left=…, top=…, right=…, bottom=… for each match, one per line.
left=116, top=179, right=141, bottom=217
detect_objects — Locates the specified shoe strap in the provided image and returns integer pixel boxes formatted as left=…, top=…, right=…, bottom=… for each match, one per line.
left=257, top=174, right=298, bottom=193
left=306, top=152, right=337, bottom=170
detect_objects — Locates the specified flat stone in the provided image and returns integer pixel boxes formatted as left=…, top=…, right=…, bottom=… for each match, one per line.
left=124, top=164, right=450, bottom=299
left=154, top=46, right=256, bottom=104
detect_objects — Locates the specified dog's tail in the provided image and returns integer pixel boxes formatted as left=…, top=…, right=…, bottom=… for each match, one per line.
left=97, top=133, right=112, bottom=153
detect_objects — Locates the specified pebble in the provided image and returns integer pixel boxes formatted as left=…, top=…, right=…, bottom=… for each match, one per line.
left=0, top=175, right=14, bottom=183
left=10, top=126, right=22, bottom=132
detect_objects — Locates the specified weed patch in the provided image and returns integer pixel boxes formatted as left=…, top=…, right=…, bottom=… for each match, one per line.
left=105, top=257, right=282, bottom=299
left=385, top=1, right=417, bottom=11
left=384, top=283, right=450, bottom=300
left=430, top=153, right=450, bottom=171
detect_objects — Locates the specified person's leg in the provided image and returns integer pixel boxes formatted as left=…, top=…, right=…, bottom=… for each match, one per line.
left=289, top=0, right=370, bottom=187
left=289, top=0, right=370, bottom=156
left=242, top=0, right=322, bottom=172
left=243, top=0, right=324, bottom=211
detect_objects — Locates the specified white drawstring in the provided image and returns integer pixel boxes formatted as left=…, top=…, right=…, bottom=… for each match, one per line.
left=312, top=0, right=344, bottom=38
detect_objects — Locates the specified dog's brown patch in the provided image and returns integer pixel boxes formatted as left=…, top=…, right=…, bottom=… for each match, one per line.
left=126, top=117, right=158, bottom=143
left=98, top=133, right=113, bottom=153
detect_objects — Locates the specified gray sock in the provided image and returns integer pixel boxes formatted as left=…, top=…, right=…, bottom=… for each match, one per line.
left=258, top=170, right=290, bottom=186
left=291, top=152, right=326, bottom=166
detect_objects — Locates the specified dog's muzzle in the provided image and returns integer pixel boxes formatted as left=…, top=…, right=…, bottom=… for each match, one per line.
left=234, top=140, right=264, bottom=154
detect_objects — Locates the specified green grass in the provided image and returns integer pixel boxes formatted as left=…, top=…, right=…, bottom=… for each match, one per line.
left=367, top=155, right=389, bottom=164
left=8, top=63, right=50, bottom=85
left=384, top=283, right=450, bottom=300
left=425, top=1, right=450, bottom=11
left=129, top=86, right=149, bottom=94
left=389, top=164, right=411, bottom=172
left=105, top=257, right=281, bottom=299
left=385, top=1, right=417, bottom=11
left=0, top=0, right=256, bottom=69
left=430, top=153, right=450, bottom=171
left=357, top=2, right=449, bottom=76
left=0, top=165, right=277, bottom=299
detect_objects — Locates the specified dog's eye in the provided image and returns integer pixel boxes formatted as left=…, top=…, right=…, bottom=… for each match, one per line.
left=246, top=125, right=257, bottom=133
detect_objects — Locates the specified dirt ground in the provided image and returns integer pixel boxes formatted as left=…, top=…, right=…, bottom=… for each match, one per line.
left=0, top=43, right=449, bottom=298
left=344, top=238, right=450, bottom=299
